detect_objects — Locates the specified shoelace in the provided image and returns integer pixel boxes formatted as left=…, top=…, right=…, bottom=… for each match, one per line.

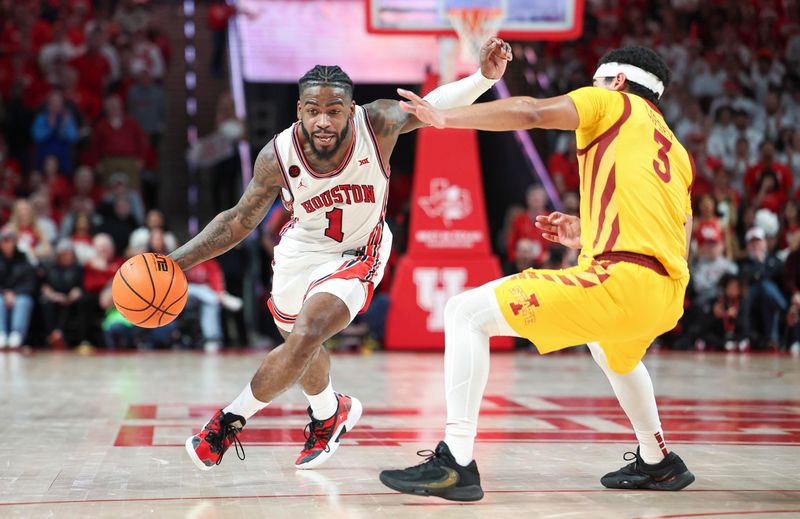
left=303, top=418, right=334, bottom=453
left=206, top=416, right=246, bottom=465
left=403, top=449, right=443, bottom=471
left=622, top=451, right=639, bottom=470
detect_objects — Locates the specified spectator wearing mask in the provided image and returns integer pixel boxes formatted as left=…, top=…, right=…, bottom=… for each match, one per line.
left=0, top=226, right=36, bottom=349
left=41, top=239, right=83, bottom=348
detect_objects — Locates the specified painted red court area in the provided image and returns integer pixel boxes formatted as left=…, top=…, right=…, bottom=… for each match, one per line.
left=115, top=396, right=800, bottom=447
left=2, top=351, right=798, bottom=518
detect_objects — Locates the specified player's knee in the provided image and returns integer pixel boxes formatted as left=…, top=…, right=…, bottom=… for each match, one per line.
left=287, top=329, right=324, bottom=354
left=444, top=289, right=479, bottom=327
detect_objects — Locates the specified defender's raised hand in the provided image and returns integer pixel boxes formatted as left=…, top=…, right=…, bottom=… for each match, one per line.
left=396, top=88, right=448, bottom=128
left=479, top=37, right=512, bottom=80
left=535, top=212, right=582, bottom=250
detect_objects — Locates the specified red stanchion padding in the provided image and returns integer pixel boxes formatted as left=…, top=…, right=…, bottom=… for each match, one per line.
left=407, top=124, right=494, bottom=258
left=385, top=255, right=514, bottom=350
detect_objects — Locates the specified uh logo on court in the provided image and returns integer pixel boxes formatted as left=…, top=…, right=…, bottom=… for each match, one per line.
left=413, top=267, right=468, bottom=331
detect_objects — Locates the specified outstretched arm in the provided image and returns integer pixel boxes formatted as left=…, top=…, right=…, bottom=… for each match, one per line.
left=364, top=38, right=512, bottom=162
left=397, top=91, right=580, bottom=132
left=170, top=140, right=283, bottom=270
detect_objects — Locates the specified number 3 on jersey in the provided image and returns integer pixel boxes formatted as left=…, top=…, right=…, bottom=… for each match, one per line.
left=325, top=208, right=344, bottom=242
left=653, top=129, right=672, bottom=182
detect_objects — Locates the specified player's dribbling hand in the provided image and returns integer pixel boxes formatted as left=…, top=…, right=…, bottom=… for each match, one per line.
left=397, top=89, right=447, bottom=128
left=479, top=37, right=513, bottom=80
left=535, top=212, right=582, bottom=249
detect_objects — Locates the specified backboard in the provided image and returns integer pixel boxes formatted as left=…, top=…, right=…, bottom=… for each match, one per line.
left=366, top=0, right=584, bottom=40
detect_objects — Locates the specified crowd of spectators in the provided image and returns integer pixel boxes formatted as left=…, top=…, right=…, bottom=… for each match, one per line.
left=503, top=0, right=800, bottom=353
left=4, top=0, right=800, bottom=354
left=0, top=0, right=246, bottom=351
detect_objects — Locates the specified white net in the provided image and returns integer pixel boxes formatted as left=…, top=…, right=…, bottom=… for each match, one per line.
left=446, top=8, right=505, bottom=64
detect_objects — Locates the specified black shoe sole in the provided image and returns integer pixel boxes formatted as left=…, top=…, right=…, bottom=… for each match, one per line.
left=601, top=470, right=696, bottom=491
left=379, top=473, right=484, bottom=502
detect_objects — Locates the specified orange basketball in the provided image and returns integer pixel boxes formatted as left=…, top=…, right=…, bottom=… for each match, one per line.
left=112, top=253, right=188, bottom=328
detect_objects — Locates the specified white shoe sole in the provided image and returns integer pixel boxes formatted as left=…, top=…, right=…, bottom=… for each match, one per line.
left=185, top=435, right=214, bottom=471
left=295, top=396, right=363, bottom=470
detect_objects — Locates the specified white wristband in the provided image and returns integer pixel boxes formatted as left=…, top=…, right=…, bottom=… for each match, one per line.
left=423, top=69, right=499, bottom=109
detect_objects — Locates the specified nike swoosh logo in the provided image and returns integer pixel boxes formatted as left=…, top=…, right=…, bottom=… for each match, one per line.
left=417, top=467, right=460, bottom=490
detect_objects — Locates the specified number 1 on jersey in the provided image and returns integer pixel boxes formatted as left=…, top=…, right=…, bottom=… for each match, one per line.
left=325, top=208, right=344, bottom=242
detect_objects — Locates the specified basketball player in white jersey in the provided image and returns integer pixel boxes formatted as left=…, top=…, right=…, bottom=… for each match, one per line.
left=171, top=38, right=513, bottom=471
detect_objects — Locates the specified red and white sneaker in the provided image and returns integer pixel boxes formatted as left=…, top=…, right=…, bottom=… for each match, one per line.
left=185, top=409, right=246, bottom=471
left=294, top=393, right=362, bottom=469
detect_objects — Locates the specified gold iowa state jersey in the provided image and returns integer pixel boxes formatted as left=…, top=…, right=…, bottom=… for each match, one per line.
left=565, top=87, right=694, bottom=280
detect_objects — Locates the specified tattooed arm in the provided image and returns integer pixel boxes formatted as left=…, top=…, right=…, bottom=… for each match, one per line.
left=170, top=140, right=283, bottom=270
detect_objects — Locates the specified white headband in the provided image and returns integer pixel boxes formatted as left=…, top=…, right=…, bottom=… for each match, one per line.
left=593, top=62, right=665, bottom=98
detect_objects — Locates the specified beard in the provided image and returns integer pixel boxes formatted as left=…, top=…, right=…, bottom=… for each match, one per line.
left=300, top=120, right=350, bottom=160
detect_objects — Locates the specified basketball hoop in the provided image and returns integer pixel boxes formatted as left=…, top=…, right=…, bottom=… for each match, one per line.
left=446, top=7, right=505, bottom=64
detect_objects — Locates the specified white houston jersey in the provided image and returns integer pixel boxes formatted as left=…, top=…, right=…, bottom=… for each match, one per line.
left=273, top=105, right=390, bottom=255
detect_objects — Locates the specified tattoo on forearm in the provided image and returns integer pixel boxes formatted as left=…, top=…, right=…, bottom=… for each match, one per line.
left=171, top=141, right=283, bottom=270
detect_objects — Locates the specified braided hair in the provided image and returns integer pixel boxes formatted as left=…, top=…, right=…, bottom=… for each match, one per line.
left=299, top=65, right=354, bottom=97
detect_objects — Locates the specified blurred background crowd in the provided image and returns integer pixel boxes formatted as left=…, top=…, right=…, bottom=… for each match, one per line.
left=1, top=0, right=799, bottom=354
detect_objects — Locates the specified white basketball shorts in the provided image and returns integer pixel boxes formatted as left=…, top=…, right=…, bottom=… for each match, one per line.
left=267, top=230, right=392, bottom=332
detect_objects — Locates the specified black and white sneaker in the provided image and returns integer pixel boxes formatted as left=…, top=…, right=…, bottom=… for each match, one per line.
left=379, top=441, right=484, bottom=502
left=601, top=448, right=695, bottom=491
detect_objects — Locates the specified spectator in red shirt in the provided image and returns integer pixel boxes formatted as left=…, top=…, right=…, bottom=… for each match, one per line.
left=694, top=193, right=728, bottom=257
left=547, top=135, right=579, bottom=195
left=91, top=94, right=149, bottom=189
left=42, top=155, right=72, bottom=221
left=744, top=141, right=793, bottom=204
left=68, top=28, right=111, bottom=95
left=506, top=184, right=551, bottom=269
left=186, top=259, right=229, bottom=352
left=207, top=0, right=237, bottom=78
left=77, top=232, right=123, bottom=347
left=63, top=66, right=101, bottom=124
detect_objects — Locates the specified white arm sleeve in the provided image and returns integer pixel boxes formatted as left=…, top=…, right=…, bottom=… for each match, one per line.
left=422, top=69, right=499, bottom=109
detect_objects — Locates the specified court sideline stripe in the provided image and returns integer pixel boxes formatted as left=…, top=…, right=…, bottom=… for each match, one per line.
left=633, top=509, right=800, bottom=519
left=1, top=489, right=799, bottom=508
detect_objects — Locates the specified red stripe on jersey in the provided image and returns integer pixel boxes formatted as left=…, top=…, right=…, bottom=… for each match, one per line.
left=579, top=95, right=631, bottom=217
left=362, top=106, right=390, bottom=179
left=576, top=93, right=632, bottom=154
left=602, top=215, right=620, bottom=252
left=558, top=275, right=575, bottom=286
left=593, top=164, right=617, bottom=248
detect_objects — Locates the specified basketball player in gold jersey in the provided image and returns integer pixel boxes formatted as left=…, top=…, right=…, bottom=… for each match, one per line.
left=380, top=46, right=696, bottom=501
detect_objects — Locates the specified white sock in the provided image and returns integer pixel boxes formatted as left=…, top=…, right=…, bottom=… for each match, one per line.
left=223, top=382, right=270, bottom=421
left=304, top=378, right=338, bottom=420
left=587, top=342, right=668, bottom=464
left=443, top=277, right=520, bottom=467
